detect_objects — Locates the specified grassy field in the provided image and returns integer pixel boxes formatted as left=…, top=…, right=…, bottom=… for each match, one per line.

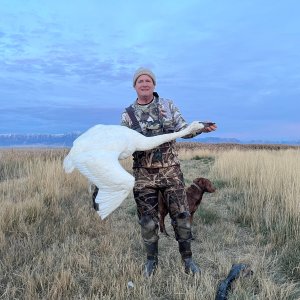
left=0, top=145, right=299, bottom=299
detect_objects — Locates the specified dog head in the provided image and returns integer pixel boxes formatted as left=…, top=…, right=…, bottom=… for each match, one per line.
left=193, top=177, right=216, bottom=193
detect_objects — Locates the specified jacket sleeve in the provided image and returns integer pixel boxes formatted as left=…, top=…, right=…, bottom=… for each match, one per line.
left=121, top=111, right=132, bottom=128
left=170, top=101, right=202, bottom=139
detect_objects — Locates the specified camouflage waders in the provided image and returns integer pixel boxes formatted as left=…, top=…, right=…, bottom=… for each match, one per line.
left=133, top=165, right=195, bottom=271
left=121, top=93, right=201, bottom=276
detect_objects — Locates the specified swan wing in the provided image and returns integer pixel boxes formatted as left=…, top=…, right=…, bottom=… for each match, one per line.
left=71, top=151, right=135, bottom=219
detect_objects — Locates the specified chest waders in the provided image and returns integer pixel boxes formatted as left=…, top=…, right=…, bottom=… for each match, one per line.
left=126, top=96, right=201, bottom=277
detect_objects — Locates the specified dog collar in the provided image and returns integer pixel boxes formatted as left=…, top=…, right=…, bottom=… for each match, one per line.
left=191, top=182, right=202, bottom=192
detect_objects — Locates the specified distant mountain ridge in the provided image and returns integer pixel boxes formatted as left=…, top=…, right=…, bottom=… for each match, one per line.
left=191, top=136, right=300, bottom=146
left=0, top=133, right=299, bottom=147
left=0, top=133, right=80, bottom=147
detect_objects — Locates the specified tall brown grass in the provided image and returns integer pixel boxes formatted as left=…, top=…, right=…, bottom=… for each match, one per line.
left=210, top=149, right=300, bottom=244
left=209, top=149, right=300, bottom=286
left=0, top=146, right=299, bottom=299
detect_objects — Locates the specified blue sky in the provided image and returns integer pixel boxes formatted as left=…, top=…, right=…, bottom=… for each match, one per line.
left=1, top=0, right=299, bottom=141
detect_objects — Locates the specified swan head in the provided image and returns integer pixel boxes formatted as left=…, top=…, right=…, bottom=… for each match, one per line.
left=188, top=121, right=204, bottom=133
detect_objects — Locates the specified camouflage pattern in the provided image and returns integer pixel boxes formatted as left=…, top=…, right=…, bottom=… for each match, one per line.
left=133, top=165, right=189, bottom=220
left=121, top=93, right=195, bottom=259
left=132, top=141, right=180, bottom=168
left=133, top=165, right=192, bottom=245
left=121, top=94, right=200, bottom=169
left=121, top=95, right=189, bottom=136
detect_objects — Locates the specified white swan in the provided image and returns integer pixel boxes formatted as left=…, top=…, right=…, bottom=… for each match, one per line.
left=63, top=121, right=204, bottom=219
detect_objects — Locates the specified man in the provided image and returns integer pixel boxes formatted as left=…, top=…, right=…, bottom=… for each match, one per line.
left=121, top=67, right=216, bottom=277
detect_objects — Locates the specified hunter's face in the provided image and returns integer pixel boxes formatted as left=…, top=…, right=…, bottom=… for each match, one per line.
left=134, top=74, right=155, bottom=98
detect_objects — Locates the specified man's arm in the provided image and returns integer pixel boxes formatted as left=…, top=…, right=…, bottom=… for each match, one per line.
left=121, top=111, right=132, bottom=128
left=168, top=101, right=201, bottom=139
left=168, top=101, right=216, bottom=138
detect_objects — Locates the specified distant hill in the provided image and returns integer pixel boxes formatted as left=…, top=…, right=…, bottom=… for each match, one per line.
left=190, top=136, right=300, bottom=146
left=0, top=133, right=299, bottom=147
left=0, top=133, right=80, bottom=147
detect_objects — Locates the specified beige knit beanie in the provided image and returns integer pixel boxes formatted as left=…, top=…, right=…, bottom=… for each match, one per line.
left=133, top=67, right=156, bottom=86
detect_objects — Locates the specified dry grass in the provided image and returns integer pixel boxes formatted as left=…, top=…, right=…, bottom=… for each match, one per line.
left=0, top=146, right=299, bottom=299
left=209, top=149, right=300, bottom=288
left=210, top=149, right=300, bottom=244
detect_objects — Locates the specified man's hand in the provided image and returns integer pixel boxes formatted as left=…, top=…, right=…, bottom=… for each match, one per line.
left=201, top=122, right=217, bottom=133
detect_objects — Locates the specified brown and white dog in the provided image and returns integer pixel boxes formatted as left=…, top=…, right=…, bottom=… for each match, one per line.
left=158, top=177, right=216, bottom=236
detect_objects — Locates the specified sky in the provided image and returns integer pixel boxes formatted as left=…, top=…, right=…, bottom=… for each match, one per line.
left=1, top=0, right=299, bottom=141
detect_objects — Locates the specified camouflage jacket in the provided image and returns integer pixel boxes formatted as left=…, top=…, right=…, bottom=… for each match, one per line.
left=121, top=93, right=200, bottom=169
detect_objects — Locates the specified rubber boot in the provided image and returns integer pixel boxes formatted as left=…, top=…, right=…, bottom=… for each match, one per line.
left=143, top=241, right=158, bottom=277
left=183, top=257, right=201, bottom=275
left=179, top=241, right=201, bottom=275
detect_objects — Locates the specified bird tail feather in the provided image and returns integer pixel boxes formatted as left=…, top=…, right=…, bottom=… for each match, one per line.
left=63, top=154, right=75, bottom=173
left=95, top=189, right=131, bottom=219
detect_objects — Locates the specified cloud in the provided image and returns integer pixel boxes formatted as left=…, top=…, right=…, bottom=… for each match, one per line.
left=1, top=0, right=300, bottom=141
left=0, top=106, right=123, bottom=133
